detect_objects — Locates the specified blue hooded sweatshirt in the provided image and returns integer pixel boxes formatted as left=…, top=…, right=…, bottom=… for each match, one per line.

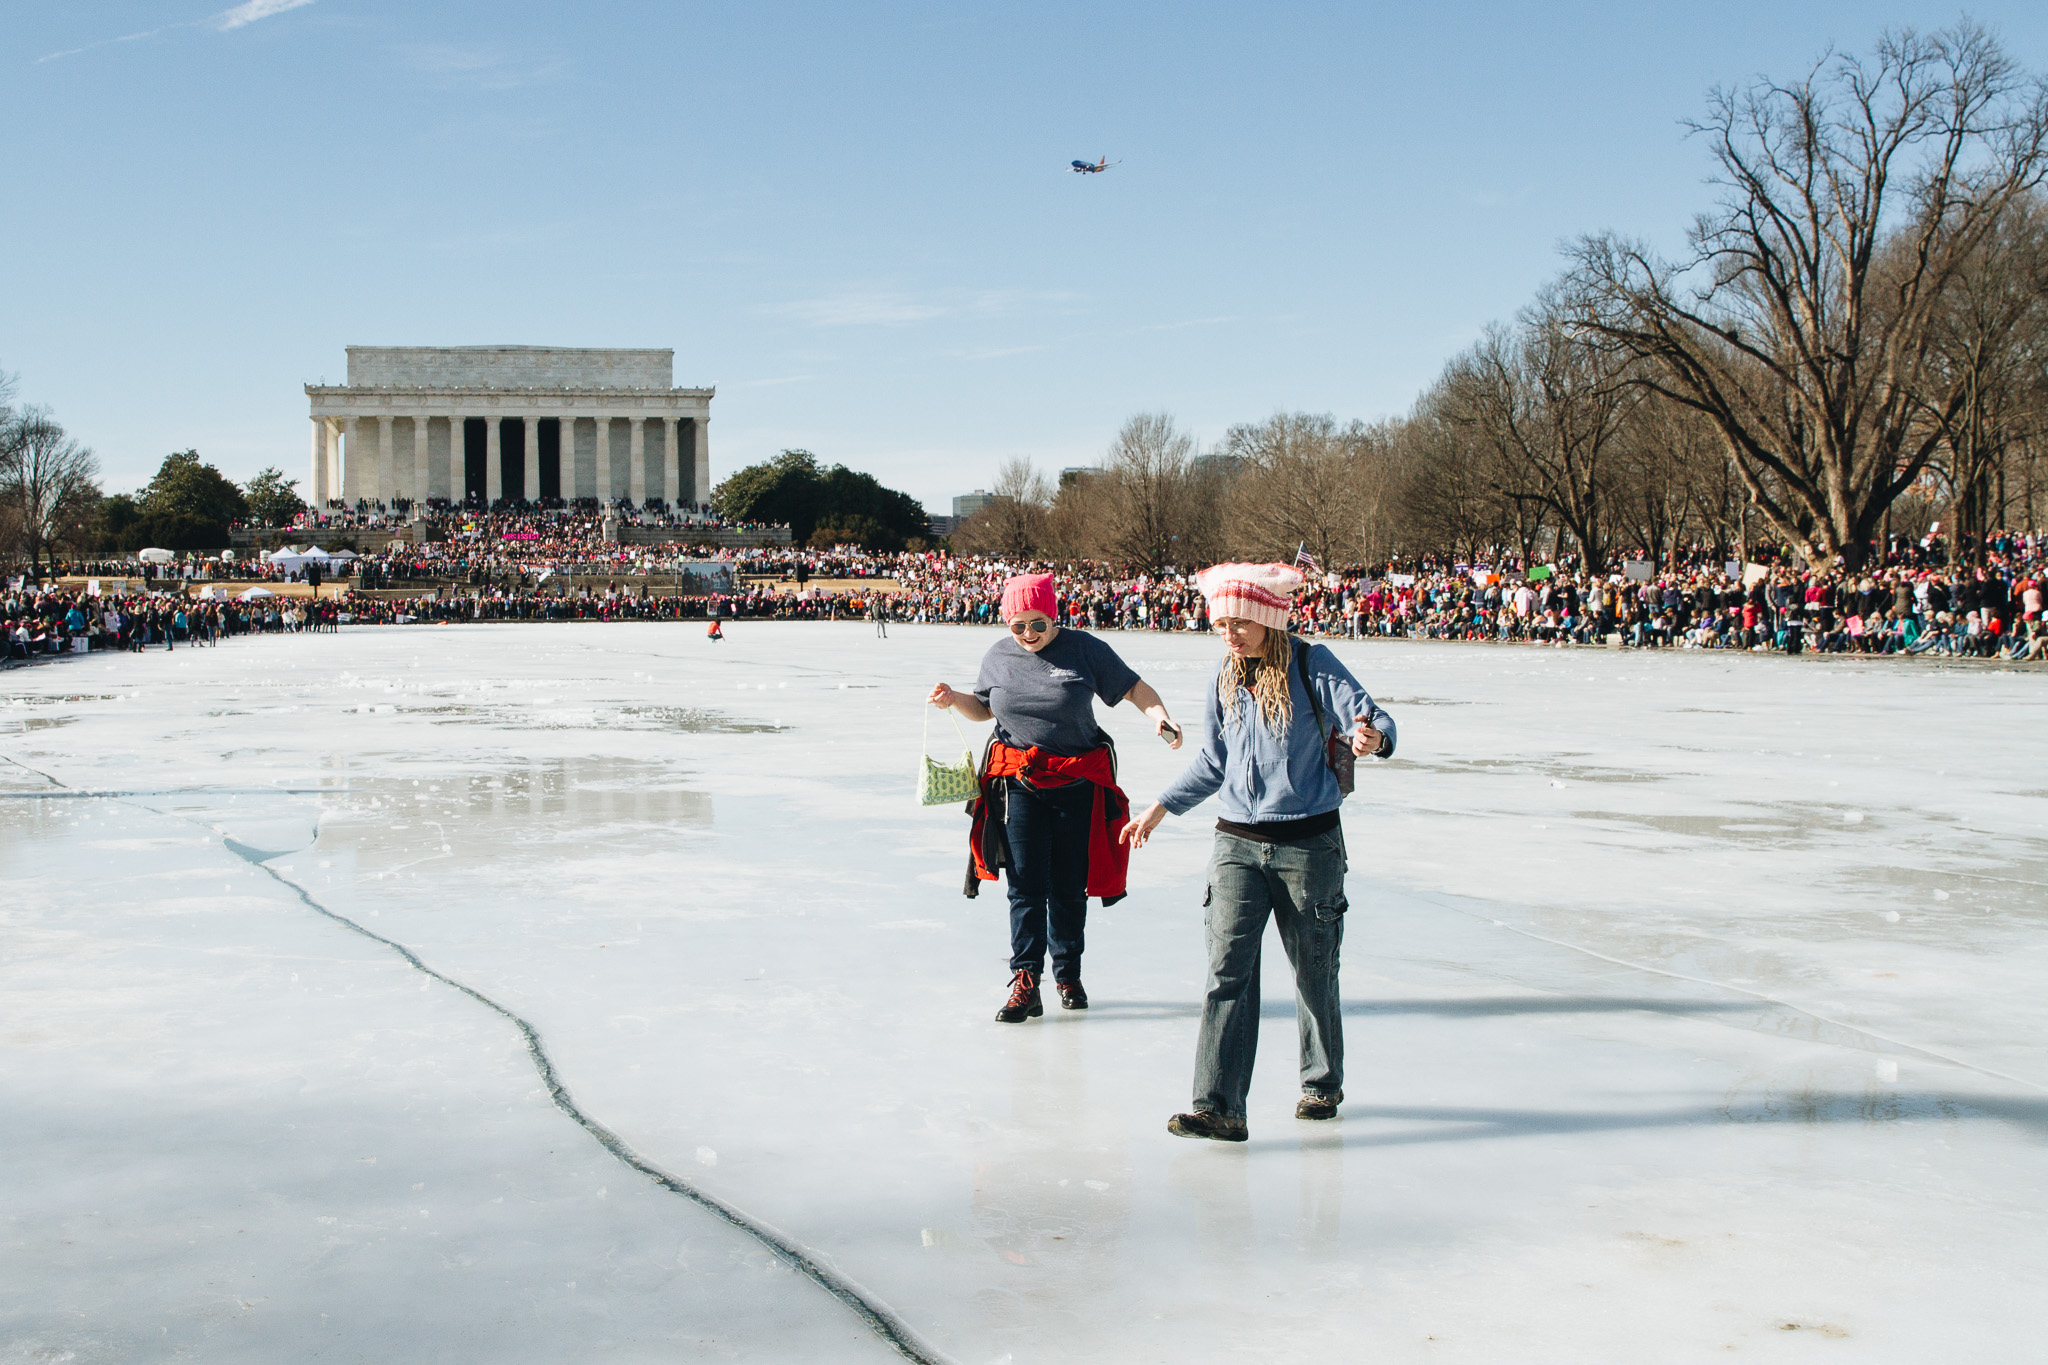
left=1157, top=639, right=1396, bottom=823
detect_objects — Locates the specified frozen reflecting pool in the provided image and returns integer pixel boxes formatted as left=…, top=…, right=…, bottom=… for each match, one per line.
left=4, top=624, right=2046, bottom=1362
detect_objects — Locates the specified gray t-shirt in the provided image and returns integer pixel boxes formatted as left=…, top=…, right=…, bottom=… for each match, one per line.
left=974, top=628, right=1141, bottom=757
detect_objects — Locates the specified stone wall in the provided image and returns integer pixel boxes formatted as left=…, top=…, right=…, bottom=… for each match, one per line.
left=345, top=347, right=674, bottom=390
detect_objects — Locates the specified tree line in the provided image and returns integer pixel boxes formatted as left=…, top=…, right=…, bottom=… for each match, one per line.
left=1, top=370, right=308, bottom=569
left=960, top=22, right=2048, bottom=574
left=711, top=448, right=933, bottom=551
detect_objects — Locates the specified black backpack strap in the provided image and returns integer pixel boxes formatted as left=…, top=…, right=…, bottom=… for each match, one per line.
left=1291, top=635, right=1328, bottom=739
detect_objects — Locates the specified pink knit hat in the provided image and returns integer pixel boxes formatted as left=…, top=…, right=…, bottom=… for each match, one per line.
left=1000, top=572, right=1057, bottom=621
left=1195, top=562, right=1303, bottom=630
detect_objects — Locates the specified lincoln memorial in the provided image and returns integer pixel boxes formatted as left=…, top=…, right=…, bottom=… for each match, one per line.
left=306, top=346, right=712, bottom=509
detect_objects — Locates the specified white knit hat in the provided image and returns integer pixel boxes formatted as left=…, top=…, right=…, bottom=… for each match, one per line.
left=1194, top=562, right=1303, bottom=630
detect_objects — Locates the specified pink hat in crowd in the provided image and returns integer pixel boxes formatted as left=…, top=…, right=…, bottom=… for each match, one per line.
left=1000, top=573, right=1058, bottom=621
left=1194, top=562, right=1304, bottom=630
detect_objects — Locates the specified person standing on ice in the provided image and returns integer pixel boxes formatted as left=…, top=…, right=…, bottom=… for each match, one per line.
left=928, top=572, right=1181, bottom=1023
left=1121, top=563, right=1395, bottom=1143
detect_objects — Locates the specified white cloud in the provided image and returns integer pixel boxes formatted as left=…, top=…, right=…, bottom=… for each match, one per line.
left=954, top=345, right=1049, bottom=361
left=1132, top=315, right=1235, bottom=333
left=767, top=287, right=1082, bottom=330
left=770, top=292, right=951, bottom=328
left=216, top=0, right=316, bottom=31
left=37, top=0, right=311, bottom=62
left=400, top=44, right=566, bottom=90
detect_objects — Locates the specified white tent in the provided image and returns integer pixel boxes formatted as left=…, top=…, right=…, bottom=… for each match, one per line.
left=136, top=548, right=175, bottom=564
left=265, top=546, right=352, bottom=575
left=237, top=587, right=276, bottom=601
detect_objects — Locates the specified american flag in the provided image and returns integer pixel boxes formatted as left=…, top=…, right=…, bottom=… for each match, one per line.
left=1295, top=542, right=1321, bottom=575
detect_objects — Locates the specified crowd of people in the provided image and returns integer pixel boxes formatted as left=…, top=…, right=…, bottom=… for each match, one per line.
left=8, top=508, right=2045, bottom=667
left=4, top=584, right=340, bottom=662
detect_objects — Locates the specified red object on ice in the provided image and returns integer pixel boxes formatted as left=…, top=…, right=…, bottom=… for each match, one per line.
left=969, top=740, right=1130, bottom=902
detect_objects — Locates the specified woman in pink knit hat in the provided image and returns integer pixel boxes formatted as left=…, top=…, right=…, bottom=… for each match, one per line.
left=1122, top=562, right=1396, bottom=1142
left=928, top=571, right=1181, bottom=1022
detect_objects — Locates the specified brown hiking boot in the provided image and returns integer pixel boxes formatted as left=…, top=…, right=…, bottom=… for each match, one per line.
left=1167, top=1111, right=1248, bottom=1142
left=1295, top=1090, right=1343, bottom=1121
left=1055, top=980, right=1088, bottom=1010
left=995, top=969, right=1042, bottom=1023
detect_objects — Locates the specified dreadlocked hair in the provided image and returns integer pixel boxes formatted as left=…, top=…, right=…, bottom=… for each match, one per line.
left=1219, top=629, right=1294, bottom=733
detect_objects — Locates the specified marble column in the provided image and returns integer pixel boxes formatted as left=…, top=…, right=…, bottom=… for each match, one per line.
left=412, top=417, right=429, bottom=506
left=485, top=417, right=502, bottom=504
left=523, top=414, right=539, bottom=503
left=343, top=417, right=367, bottom=504
left=444, top=415, right=463, bottom=503
left=375, top=416, right=394, bottom=505
left=661, top=417, right=680, bottom=507
left=581, top=419, right=598, bottom=505
left=628, top=417, right=647, bottom=506
left=693, top=417, right=711, bottom=512
left=560, top=417, right=580, bottom=501
left=322, top=420, right=341, bottom=505
left=597, top=416, right=615, bottom=503
left=309, top=417, right=329, bottom=506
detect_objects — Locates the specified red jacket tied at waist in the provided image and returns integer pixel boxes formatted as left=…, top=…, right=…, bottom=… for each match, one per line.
left=967, top=739, right=1131, bottom=904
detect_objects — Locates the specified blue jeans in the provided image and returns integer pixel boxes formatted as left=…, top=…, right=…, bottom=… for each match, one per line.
left=1001, top=777, right=1093, bottom=983
left=1194, top=828, right=1347, bottom=1118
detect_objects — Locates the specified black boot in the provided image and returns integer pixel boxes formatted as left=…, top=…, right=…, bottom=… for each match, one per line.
left=1055, top=980, right=1088, bottom=1010
left=995, top=969, right=1042, bottom=1023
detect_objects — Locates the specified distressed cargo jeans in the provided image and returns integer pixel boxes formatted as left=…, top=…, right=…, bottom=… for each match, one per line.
left=1192, top=827, right=1347, bottom=1119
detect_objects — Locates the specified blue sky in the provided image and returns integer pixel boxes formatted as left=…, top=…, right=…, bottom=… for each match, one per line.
left=6, top=1, right=2046, bottom=512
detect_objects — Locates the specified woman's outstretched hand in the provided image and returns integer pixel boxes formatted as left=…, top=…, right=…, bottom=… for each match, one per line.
left=928, top=683, right=957, bottom=709
left=1120, top=801, right=1167, bottom=849
left=1351, top=718, right=1383, bottom=757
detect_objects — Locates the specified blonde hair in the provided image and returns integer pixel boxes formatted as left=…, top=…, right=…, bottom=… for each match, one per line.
left=1220, top=628, right=1293, bottom=733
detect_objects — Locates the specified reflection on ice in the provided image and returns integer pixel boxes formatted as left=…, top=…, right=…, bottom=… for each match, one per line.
left=410, top=701, right=784, bottom=734
left=309, top=756, right=713, bottom=870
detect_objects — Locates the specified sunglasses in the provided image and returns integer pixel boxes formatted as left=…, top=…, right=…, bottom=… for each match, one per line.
left=1008, top=619, right=1052, bottom=635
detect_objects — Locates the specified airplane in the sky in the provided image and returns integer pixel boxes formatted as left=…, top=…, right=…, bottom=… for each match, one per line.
left=1070, top=156, right=1121, bottom=174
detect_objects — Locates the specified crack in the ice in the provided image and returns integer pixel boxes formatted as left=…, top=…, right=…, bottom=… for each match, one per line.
left=0, top=754, right=954, bottom=1365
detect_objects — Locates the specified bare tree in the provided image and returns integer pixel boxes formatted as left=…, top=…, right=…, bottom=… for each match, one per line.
left=1095, top=413, right=1199, bottom=571
left=1043, top=466, right=1101, bottom=558
left=1344, top=420, right=1406, bottom=566
left=1605, top=392, right=1738, bottom=567
left=0, top=406, right=101, bottom=570
left=1920, top=194, right=2048, bottom=562
left=1222, top=412, right=1374, bottom=567
left=1570, top=21, right=2048, bottom=570
left=953, top=456, right=1051, bottom=557
left=1391, top=396, right=1521, bottom=565
left=1437, top=293, right=1639, bottom=570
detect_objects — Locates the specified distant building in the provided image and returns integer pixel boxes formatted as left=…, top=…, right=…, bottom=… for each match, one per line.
left=306, top=346, right=711, bottom=508
left=953, top=490, right=994, bottom=519
left=1059, top=466, right=1102, bottom=489
left=927, top=515, right=959, bottom=538
left=1192, top=452, right=1246, bottom=482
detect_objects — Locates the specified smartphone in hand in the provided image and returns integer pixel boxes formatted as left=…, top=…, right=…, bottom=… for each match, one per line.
left=1159, top=721, right=1182, bottom=746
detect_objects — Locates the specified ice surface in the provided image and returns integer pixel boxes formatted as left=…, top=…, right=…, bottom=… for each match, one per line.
left=5, top=625, right=2047, bottom=1362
